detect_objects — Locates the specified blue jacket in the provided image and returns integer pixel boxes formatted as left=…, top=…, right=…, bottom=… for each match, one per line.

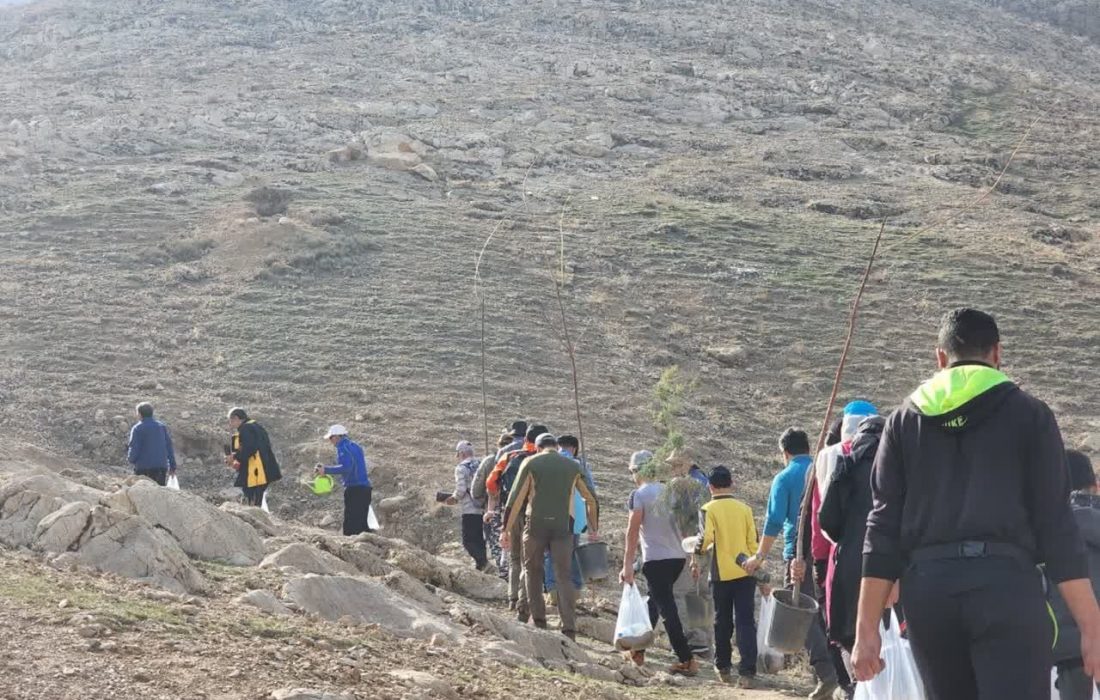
left=323, top=437, right=370, bottom=488
left=764, top=455, right=812, bottom=561
left=127, top=418, right=177, bottom=473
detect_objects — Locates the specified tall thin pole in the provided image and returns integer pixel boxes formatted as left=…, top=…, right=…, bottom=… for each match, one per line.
left=552, top=273, right=586, bottom=458
left=794, top=220, right=887, bottom=570
left=480, top=296, right=489, bottom=455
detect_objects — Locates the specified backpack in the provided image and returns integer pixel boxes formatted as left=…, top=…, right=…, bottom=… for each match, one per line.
left=499, top=450, right=533, bottom=503
left=460, top=457, right=484, bottom=507
left=470, top=455, right=493, bottom=507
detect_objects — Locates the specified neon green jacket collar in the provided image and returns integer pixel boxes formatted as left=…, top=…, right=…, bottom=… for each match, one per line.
left=909, top=365, right=1012, bottom=417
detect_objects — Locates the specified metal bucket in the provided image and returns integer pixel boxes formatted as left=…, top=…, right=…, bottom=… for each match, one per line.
left=764, top=588, right=820, bottom=653
left=684, top=591, right=712, bottom=629
left=576, top=541, right=609, bottom=581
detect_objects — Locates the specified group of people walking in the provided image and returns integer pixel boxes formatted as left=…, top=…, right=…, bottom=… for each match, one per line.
left=124, top=307, right=1100, bottom=700
left=446, top=423, right=599, bottom=640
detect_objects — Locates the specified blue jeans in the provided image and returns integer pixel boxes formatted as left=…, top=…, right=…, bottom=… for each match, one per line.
left=544, top=534, right=583, bottom=591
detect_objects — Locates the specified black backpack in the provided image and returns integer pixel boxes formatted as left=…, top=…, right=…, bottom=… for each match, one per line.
left=499, top=450, right=533, bottom=503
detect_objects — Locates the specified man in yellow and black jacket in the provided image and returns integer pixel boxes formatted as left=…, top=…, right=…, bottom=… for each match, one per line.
left=227, top=407, right=282, bottom=507
left=853, top=308, right=1100, bottom=699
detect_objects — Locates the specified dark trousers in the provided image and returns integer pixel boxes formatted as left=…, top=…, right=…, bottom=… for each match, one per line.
left=242, top=483, right=267, bottom=507
left=343, top=485, right=372, bottom=536
left=643, top=559, right=693, bottom=663
left=1056, top=662, right=1100, bottom=700
left=713, top=576, right=758, bottom=676
left=461, top=513, right=488, bottom=568
left=902, top=556, right=1053, bottom=700
left=138, top=469, right=167, bottom=486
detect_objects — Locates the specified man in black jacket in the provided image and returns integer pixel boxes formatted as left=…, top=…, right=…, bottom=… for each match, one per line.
left=1051, top=450, right=1100, bottom=700
left=852, top=308, right=1100, bottom=699
left=227, top=407, right=282, bottom=507
left=819, top=414, right=885, bottom=652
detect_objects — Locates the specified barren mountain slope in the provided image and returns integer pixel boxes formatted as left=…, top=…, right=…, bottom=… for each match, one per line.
left=3, top=0, right=1100, bottom=539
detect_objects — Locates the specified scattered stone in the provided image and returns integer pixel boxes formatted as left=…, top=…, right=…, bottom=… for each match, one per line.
left=270, top=690, right=357, bottom=700
left=235, top=589, right=293, bottom=617
left=387, top=670, right=459, bottom=700
left=411, top=163, right=438, bottom=182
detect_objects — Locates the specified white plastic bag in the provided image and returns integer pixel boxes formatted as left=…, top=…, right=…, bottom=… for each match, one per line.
left=757, top=592, right=785, bottom=674
left=165, top=474, right=180, bottom=490
left=614, top=583, right=655, bottom=651
left=1051, top=668, right=1100, bottom=699
left=260, top=490, right=270, bottom=513
left=854, top=610, right=926, bottom=700
left=367, top=505, right=381, bottom=531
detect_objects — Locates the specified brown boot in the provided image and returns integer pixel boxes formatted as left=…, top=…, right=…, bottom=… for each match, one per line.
left=669, top=659, right=699, bottom=677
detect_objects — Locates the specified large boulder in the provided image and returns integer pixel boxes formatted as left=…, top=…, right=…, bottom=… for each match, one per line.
left=283, top=574, right=459, bottom=640
left=34, top=502, right=205, bottom=594
left=260, top=543, right=358, bottom=576
left=220, top=502, right=279, bottom=536
left=0, top=472, right=105, bottom=547
left=450, top=603, right=589, bottom=666
left=118, top=480, right=264, bottom=565
left=389, top=545, right=506, bottom=601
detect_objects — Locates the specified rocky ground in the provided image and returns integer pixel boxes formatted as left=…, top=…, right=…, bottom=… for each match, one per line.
left=3, top=0, right=1100, bottom=694
left=0, top=449, right=813, bottom=700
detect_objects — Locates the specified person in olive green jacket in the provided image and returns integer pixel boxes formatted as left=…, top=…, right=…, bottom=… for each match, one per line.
left=502, top=433, right=599, bottom=639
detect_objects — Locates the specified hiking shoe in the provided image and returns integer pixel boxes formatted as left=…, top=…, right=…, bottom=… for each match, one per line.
left=715, top=667, right=733, bottom=684
left=669, top=659, right=699, bottom=677
left=737, top=675, right=757, bottom=689
left=809, top=680, right=840, bottom=700
left=562, top=629, right=576, bottom=642
left=690, top=644, right=711, bottom=659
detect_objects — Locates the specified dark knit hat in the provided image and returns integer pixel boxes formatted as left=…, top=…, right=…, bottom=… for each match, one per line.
left=1067, top=450, right=1096, bottom=492
left=509, top=420, right=528, bottom=438
left=525, top=424, right=549, bottom=443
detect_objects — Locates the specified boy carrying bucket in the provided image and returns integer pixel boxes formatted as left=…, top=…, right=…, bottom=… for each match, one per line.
left=692, top=466, right=760, bottom=688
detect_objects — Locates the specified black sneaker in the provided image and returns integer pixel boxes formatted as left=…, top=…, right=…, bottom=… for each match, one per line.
left=690, top=644, right=711, bottom=659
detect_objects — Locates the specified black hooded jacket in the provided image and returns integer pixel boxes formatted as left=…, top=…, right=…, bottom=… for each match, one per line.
left=863, top=363, right=1086, bottom=584
left=820, top=415, right=885, bottom=648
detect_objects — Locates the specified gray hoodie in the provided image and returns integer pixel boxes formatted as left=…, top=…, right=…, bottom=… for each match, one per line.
left=1049, top=491, right=1100, bottom=664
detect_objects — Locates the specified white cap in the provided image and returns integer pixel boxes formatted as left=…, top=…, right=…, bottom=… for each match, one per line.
left=324, top=424, right=349, bottom=439
left=455, top=440, right=474, bottom=454
left=629, top=450, right=654, bottom=471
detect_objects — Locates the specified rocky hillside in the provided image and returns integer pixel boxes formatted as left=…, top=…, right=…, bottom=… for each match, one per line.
left=0, top=445, right=817, bottom=700
left=4, top=0, right=1100, bottom=561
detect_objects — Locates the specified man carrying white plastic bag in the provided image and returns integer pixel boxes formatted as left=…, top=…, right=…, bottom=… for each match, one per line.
left=853, top=610, right=924, bottom=700
left=614, top=584, right=654, bottom=652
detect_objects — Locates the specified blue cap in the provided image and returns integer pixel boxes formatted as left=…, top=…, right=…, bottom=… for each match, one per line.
left=844, top=400, right=877, bottom=416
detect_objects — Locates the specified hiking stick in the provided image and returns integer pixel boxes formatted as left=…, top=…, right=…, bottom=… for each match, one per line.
left=480, top=297, right=489, bottom=455
left=793, top=219, right=887, bottom=588
left=552, top=271, right=586, bottom=459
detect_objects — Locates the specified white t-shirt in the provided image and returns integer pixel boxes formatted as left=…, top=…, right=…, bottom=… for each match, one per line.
left=629, top=482, right=686, bottom=563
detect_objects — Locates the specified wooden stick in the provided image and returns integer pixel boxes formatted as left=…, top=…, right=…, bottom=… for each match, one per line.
left=480, top=296, right=489, bottom=455
left=552, top=271, right=586, bottom=459
left=793, top=219, right=888, bottom=574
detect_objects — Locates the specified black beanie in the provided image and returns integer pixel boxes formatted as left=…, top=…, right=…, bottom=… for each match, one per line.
left=510, top=420, right=528, bottom=438
left=525, top=424, right=548, bottom=443
left=1067, top=450, right=1096, bottom=491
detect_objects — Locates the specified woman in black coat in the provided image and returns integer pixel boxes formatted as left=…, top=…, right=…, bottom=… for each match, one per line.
left=819, top=415, right=885, bottom=650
